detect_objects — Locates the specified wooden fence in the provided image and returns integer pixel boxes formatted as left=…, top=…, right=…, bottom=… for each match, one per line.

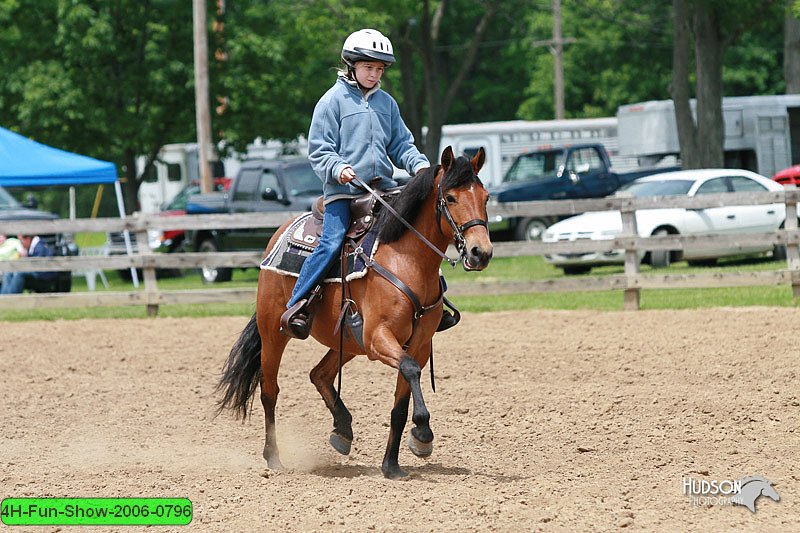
left=1, top=186, right=798, bottom=315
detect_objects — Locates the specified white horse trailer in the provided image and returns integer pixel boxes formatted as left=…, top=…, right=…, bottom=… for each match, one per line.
left=439, top=118, right=641, bottom=187
left=617, top=95, right=800, bottom=177
left=136, top=143, right=208, bottom=214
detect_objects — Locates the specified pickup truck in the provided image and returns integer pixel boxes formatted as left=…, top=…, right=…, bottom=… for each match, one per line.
left=185, top=157, right=322, bottom=283
left=0, top=186, right=77, bottom=292
left=487, top=143, right=678, bottom=240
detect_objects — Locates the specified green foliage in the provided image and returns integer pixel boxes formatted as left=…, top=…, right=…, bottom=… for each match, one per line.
left=0, top=0, right=196, bottom=211
left=516, top=0, right=785, bottom=121
left=0, top=0, right=793, bottom=217
left=518, top=0, right=674, bottom=120
left=216, top=0, right=391, bottom=153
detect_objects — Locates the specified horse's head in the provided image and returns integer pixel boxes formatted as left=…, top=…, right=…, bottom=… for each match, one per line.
left=732, top=476, right=781, bottom=513
left=436, top=146, right=493, bottom=271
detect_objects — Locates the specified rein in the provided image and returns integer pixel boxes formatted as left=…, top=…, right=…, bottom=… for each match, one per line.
left=335, top=170, right=487, bottom=397
left=351, top=175, right=458, bottom=267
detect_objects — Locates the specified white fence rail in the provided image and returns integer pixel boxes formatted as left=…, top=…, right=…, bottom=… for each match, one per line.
left=1, top=187, right=798, bottom=315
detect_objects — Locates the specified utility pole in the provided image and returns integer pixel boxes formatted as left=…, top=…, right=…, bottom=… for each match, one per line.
left=193, top=0, right=214, bottom=193
left=552, top=0, right=565, bottom=119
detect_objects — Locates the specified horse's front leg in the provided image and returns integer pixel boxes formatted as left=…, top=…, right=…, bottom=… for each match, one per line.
left=369, top=332, right=434, bottom=478
left=399, top=353, right=434, bottom=458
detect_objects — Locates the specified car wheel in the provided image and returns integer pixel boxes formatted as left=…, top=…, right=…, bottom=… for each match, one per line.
left=54, top=272, right=72, bottom=293
left=198, top=239, right=232, bottom=283
left=514, top=218, right=549, bottom=241
left=649, top=228, right=673, bottom=268
left=562, top=265, right=592, bottom=275
left=773, top=221, right=788, bottom=261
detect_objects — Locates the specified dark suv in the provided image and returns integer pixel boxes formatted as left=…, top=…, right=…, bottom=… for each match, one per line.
left=0, top=186, right=76, bottom=292
left=186, top=157, right=322, bottom=282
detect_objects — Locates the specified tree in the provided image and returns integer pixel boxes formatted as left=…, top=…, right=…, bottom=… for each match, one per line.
left=516, top=0, right=674, bottom=121
left=214, top=1, right=390, bottom=154
left=786, top=0, right=800, bottom=93
left=0, top=0, right=197, bottom=213
left=215, top=0, right=515, bottom=163
left=670, top=0, right=782, bottom=169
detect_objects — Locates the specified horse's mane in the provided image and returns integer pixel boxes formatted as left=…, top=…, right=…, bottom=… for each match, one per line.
left=377, top=156, right=482, bottom=243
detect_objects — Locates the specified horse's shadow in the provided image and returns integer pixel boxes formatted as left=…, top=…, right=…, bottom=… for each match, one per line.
left=306, top=461, right=525, bottom=482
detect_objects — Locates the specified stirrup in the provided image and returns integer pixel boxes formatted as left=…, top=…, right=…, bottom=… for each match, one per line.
left=437, top=294, right=461, bottom=332
left=280, top=299, right=311, bottom=339
left=436, top=309, right=459, bottom=332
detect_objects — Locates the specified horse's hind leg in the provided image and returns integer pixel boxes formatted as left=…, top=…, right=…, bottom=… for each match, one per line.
left=310, top=349, right=356, bottom=455
left=382, top=377, right=411, bottom=479
left=259, top=329, right=290, bottom=470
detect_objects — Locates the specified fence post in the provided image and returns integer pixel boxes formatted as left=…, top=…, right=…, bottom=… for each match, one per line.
left=134, top=218, right=160, bottom=317
left=619, top=194, right=640, bottom=310
left=784, top=185, right=800, bottom=299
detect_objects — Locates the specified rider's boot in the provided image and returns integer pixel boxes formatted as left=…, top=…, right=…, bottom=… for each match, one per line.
left=280, top=285, right=323, bottom=340
left=280, top=299, right=311, bottom=339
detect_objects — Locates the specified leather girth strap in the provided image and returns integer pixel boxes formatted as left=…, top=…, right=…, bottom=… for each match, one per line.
left=354, top=241, right=440, bottom=392
left=333, top=239, right=441, bottom=400
left=358, top=246, right=440, bottom=393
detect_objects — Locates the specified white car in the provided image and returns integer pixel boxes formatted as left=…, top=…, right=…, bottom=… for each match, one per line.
left=542, top=169, right=787, bottom=275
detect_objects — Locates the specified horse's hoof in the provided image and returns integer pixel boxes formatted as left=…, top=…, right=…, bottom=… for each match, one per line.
left=264, top=452, right=284, bottom=470
left=329, top=432, right=352, bottom=455
left=266, top=458, right=284, bottom=470
left=381, top=463, right=408, bottom=480
left=407, top=433, right=433, bottom=458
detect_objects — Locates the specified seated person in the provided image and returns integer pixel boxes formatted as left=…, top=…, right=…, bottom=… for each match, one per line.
left=0, top=234, right=57, bottom=294
left=0, top=234, right=23, bottom=261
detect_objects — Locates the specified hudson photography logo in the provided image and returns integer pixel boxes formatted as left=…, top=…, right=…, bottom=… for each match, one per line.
left=682, top=475, right=781, bottom=513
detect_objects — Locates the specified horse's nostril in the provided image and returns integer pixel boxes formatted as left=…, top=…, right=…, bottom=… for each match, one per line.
left=470, top=246, right=492, bottom=264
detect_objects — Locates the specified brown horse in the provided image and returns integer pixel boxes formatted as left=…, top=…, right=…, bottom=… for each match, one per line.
left=216, top=146, right=493, bottom=479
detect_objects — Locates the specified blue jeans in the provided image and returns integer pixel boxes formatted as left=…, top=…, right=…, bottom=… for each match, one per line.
left=287, top=199, right=351, bottom=308
left=1, top=271, right=27, bottom=294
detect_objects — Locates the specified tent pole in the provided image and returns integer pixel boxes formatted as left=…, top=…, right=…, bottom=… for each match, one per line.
left=114, top=180, right=139, bottom=288
left=91, top=185, right=104, bottom=218
left=69, top=187, right=76, bottom=220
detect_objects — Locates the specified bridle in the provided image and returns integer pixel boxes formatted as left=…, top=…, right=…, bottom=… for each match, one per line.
left=351, top=169, right=487, bottom=267
left=435, top=173, right=488, bottom=264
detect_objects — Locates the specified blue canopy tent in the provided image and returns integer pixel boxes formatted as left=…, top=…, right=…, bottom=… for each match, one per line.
left=0, top=126, right=139, bottom=285
left=0, top=126, right=117, bottom=186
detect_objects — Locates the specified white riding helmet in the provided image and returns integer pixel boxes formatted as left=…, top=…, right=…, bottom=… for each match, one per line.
left=341, top=29, right=395, bottom=67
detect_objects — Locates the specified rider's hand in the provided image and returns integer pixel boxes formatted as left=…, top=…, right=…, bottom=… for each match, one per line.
left=339, top=166, right=356, bottom=184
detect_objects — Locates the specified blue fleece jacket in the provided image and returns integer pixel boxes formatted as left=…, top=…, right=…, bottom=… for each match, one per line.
left=308, top=76, right=429, bottom=203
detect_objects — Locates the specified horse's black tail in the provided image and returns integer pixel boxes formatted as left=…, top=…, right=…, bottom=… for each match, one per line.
left=215, top=313, right=262, bottom=420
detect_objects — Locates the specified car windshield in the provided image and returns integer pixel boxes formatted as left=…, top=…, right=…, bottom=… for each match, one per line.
left=617, top=179, right=694, bottom=197
left=285, top=164, right=323, bottom=196
left=0, top=186, right=21, bottom=209
left=502, top=149, right=564, bottom=183
left=163, top=185, right=201, bottom=211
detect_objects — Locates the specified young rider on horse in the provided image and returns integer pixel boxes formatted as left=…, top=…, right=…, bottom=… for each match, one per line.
left=280, top=28, right=456, bottom=339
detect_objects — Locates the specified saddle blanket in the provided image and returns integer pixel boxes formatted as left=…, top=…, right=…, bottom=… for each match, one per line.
left=260, top=213, right=379, bottom=282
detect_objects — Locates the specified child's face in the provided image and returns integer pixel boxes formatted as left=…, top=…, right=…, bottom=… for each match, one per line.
left=354, top=61, right=385, bottom=89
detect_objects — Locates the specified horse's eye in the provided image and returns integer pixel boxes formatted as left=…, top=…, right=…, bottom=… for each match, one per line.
left=445, top=194, right=457, bottom=204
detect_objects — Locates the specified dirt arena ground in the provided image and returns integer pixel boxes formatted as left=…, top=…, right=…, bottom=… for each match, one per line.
left=1, top=308, right=798, bottom=532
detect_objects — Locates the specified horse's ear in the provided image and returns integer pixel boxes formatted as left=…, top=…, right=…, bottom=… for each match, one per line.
left=440, top=146, right=455, bottom=171
left=471, top=147, right=486, bottom=174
